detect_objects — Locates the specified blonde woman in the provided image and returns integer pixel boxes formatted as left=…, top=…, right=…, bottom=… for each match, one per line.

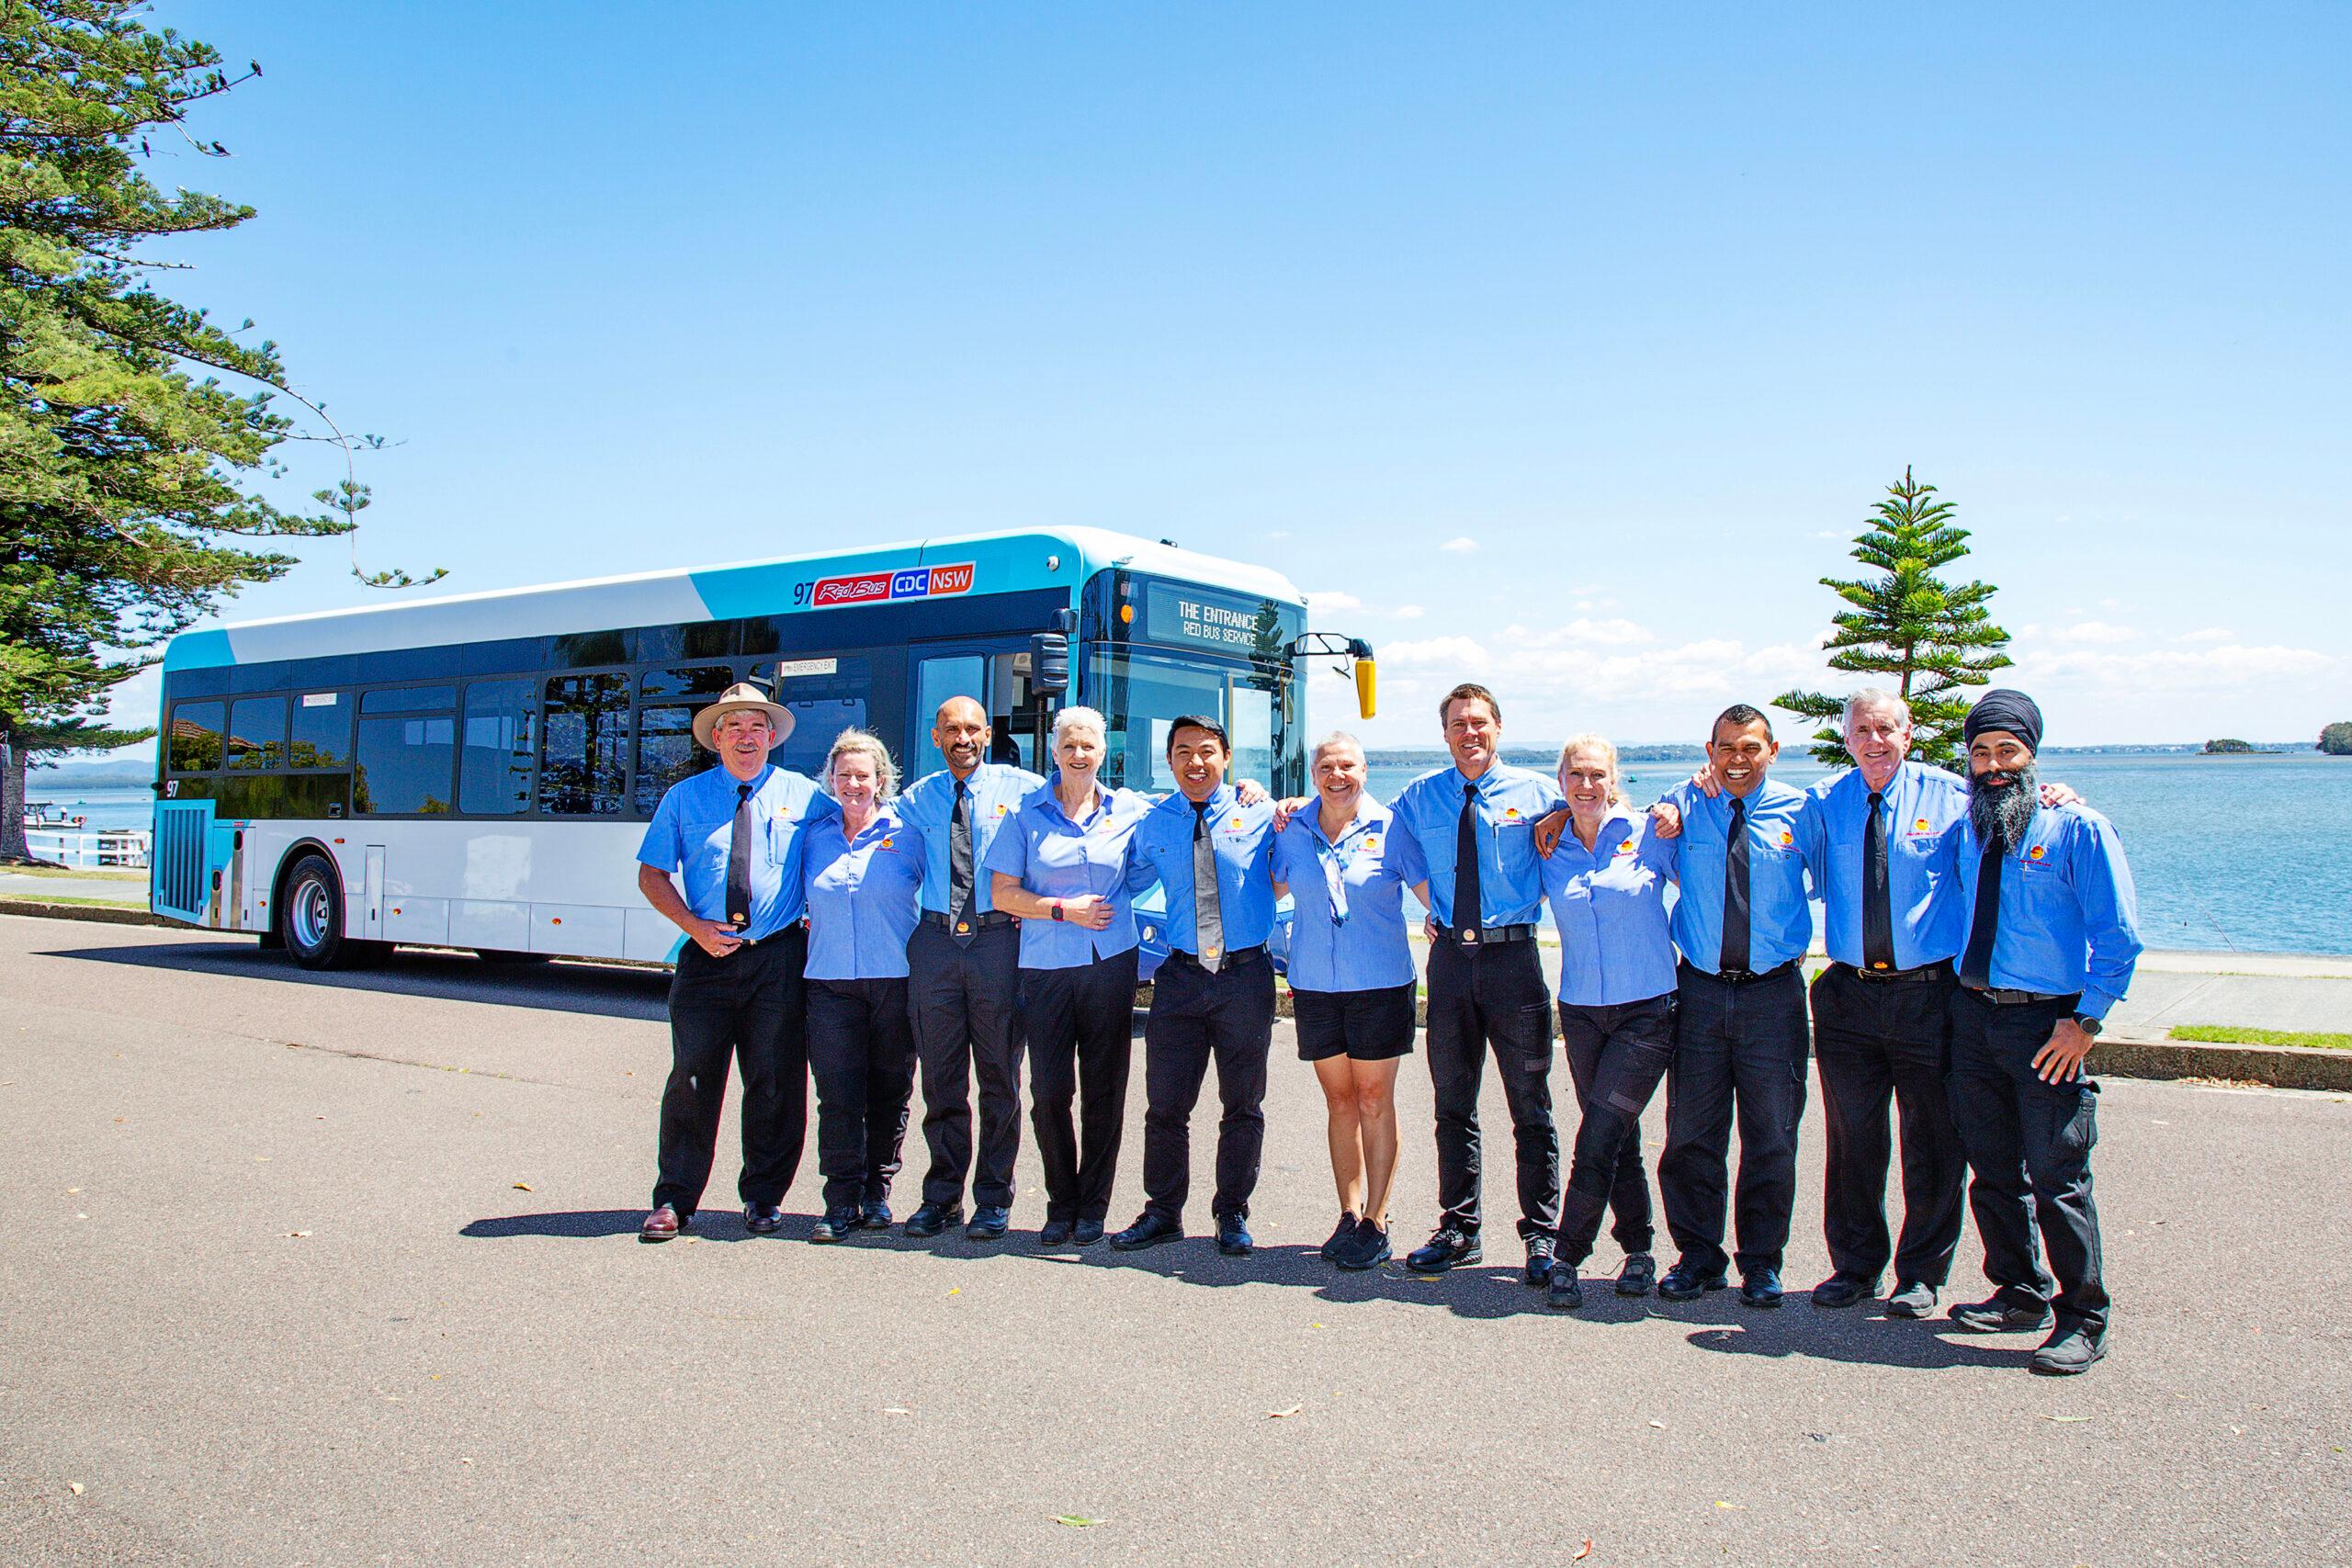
left=802, top=729, right=926, bottom=1244
left=1538, top=733, right=1680, bottom=1309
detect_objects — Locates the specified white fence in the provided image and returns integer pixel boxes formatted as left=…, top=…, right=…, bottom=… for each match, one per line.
left=22, top=829, right=150, bottom=869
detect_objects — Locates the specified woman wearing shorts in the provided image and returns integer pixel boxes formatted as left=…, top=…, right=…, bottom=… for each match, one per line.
left=1272, top=732, right=1419, bottom=1270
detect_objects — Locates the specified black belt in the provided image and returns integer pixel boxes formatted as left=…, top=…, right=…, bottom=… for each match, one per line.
left=1839, top=959, right=1952, bottom=986
left=1161, top=944, right=1267, bottom=970
left=922, top=909, right=1014, bottom=933
left=1962, top=984, right=2075, bottom=1006
left=1439, top=923, right=1535, bottom=948
left=1681, top=958, right=1797, bottom=987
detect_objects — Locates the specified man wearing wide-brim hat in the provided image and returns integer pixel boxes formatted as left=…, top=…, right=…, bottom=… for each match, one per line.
left=633, top=682, right=838, bottom=1242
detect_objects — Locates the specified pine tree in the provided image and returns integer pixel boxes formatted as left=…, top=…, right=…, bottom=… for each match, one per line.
left=1775, top=468, right=2012, bottom=770
left=0, top=1, right=437, bottom=863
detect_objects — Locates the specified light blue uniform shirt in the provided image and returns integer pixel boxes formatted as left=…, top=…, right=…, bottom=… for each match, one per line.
left=1939, top=803, right=2143, bottom=1020
left=1541, top=810, right=1680, bottom=1007
left=1272, top=800, right=1418, bottom=994
left=1800, top=760, right=1972, bottom=970
left=635, top=763, right=835, bottom=941
left=801, top=807, right=926, bottom=981
left=1382, top=762, right=1567, bottom=931
left=982, top=773, right=1155, bottom=970
left=1123, top=784, right=1278, bottom=955
left=895, top=761, right=1046, bottom=917
left=1664, top=778, right=1815, bottom=974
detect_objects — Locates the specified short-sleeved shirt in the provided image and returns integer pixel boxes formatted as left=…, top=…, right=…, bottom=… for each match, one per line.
left=635, top=763, right=835, bottom=941
left=1382, top=762, right=1566, bottom=931
left=1271, top=798, right=1417, bottom=994
left=1123, top=784, right=1278, bottom=954
left=896, top=761, right=1046, bottom=918
left=1802, top=760, right=1972, bottom=970
left=1662, top=777, right=1815, bottom=974
left=982, top=773, right=1155, bottom=970
left=801, top=807, right=926, bottom=980
left=1541, top=809, right=1679, bottom=1006
left=1937, top=802, right=2143, bottom=1020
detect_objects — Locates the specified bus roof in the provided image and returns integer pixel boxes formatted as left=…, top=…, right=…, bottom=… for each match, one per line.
left=163, top=526, right=1304, bottom=671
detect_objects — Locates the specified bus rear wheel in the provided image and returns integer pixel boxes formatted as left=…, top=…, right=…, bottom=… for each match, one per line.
left=279, top=853, right=383, bottom=971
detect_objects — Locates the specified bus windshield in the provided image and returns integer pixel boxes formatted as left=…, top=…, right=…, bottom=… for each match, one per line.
left=1090, top=649, right=1290, bottom=796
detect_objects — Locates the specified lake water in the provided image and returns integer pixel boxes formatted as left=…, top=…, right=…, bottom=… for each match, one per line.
left=34, top=753, right=2352, bottom=955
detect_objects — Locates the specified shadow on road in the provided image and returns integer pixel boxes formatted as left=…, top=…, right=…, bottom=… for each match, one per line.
left=40, top=939, right=672, bottom=1021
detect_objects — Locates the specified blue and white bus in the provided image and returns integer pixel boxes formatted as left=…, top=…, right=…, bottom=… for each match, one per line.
left=148, top=528, right=1373, bottom=972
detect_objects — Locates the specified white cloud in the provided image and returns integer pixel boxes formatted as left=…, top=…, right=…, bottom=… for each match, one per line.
left=2052, top=621, right=2138, bottom=646
left=1380, top=635, right=1493, bottom=671
left=2174, top=627, right=2233, bottom=644
left=2015, top=643, right=2339, bottom=692
left=1500, top=618, right=1657, bottom=648
left=1811, top=529, right=1846, bottom=541
left=1266, top=530, right=1293, bottom=542
left=1303, top=589, right=1362, bottom=614
left=1439, top=536, right=1479, bottom=554
left=1391, top=604, right=1425, bottom=620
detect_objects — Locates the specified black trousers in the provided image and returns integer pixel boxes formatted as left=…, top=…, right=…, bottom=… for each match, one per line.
left=1659, top=962, right=1809, bottom=1278
left=1948, top=988, right=2109, bottom=1335
left=1022, top=950, right=1139, bottom=1224
left=806, top=976, right=919, bottom=1213
left=1553, top=993, right=1676, bottom=1268
left=1811, top=962, right=1967, bottom=1287
left=908, top=921, right=1026, bottom=1209
left=1141, top=951, right=1277, bottom=1225
left=653, top=928, right=808, bottom=1216
left=1424, top=937, right=1559, bottom=1237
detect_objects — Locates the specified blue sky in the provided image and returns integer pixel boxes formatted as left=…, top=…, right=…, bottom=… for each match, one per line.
left=102, top=2, right=2350, bottom=751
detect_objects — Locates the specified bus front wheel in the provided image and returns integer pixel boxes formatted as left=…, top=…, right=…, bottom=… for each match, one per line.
left=279, top=853, right=383, bottom=971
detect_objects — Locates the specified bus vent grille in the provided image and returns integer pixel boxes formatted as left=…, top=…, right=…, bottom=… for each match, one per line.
left=153, top=804, right=211, bottom=915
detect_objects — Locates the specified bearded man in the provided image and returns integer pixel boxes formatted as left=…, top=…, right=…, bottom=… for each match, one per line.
left=1939, top=690, right=2142, bottom=1375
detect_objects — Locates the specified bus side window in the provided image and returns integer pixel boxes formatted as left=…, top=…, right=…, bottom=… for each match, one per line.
left=460, top=679, right=536, bottom=816
left=290, top=693, right=351, bottom=769
left=168, top=701, right=225, bottom=773
left=634, top=664, right=735, bottom=813
left=539, top=673, right=629, bottom=816
left=226, top=696, right=287, bottom=771
left=911, top=655, right=986, bottom=778
left=758, top=657, right=874, bottom=780
left=355, top=686, right=458, bottom=816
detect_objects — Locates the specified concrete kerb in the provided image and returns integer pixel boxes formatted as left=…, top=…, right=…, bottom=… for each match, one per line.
left=0, top=897, right=175, bottom=930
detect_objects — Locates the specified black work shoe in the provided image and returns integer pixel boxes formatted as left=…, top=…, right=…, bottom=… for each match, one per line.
left=1406, top=1227, right=1482, bottom=1274
left=1547, top=1264, right=1586, bottom=1312
left=1335, top=1218, right=1390, bottom=1270
left=2030, top=1324, right=2109, bottom=1376
left=1216, top=1216, right=1254, bottom=1257
left=1073, top=1217, right=1106, bottom=1247
left=964, top=1205, right=1010, bottom=1241
left=856, top=1201, right=892, bottom=1232
left=1615, top=1252, right=1657, bottom=1297
left=1522, top=1232, right=1556, bottom=1288
left=1739, top=1267, right=1785, bottom=1308
left=1111, top=1213, right=1183, bottom=1252
left=1886, top=1280, right=1939, bottom=1318
left=903, top=1201, right=962, bottom=1238
left=1810, top=1271, right=1879, bottom=1310
left=1657, top=1261, right=1728, bottom=1302
left=742, top=1201, right=783, bottom=1236
left=1320, top=1211, right=1362, bottom=1262
left=809, top=1207, right=857, bottom=1244
left=1949, top=1295, right=2056, bottom=1334
left=1037, top=1218, right=1075, bottom=1247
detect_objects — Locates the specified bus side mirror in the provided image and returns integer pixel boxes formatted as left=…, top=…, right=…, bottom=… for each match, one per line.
left=1353, top=655, right=1377, bottom=719
left=1030, top=632, right=1069, bottom=696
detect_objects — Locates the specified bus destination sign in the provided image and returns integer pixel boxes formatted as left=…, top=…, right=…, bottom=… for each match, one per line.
left=1143, top=581, right=1282, bottom=654
left=798, top=560, right=976, bottom=610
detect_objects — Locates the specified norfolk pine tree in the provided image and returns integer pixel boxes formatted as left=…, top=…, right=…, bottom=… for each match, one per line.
left=1775, top=468, right=2012, bottom=771
left=0, top=0, right=436, bottom=863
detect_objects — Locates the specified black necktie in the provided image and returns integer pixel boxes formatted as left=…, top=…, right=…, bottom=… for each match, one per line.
left=1454, top=782, right=1483, bottom=942
left=1862, top=789, right=1896, bottom=971
left=948, top=778, right=975, bottom=944
left=726, top=781, right=754, bottom=931
left=1721, top=795, right=1751, bottom=974
left=1960, top=836, right=2004, bottom=988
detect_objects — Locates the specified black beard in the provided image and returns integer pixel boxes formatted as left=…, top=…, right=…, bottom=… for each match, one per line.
left=1968, top=761, right=2040, bottom=852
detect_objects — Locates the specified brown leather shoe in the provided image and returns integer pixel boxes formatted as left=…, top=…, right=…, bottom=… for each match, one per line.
left=639, top=1204, right=687, bottom=1243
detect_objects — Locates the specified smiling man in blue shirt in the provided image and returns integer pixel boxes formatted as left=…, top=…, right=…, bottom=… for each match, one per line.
left=893, top=696, right=1045, bottom=1245
left=1382, top=682, right=1569, bottom=1282
left=1939, top=690, right=2141, bottom=1376
left=1111, top=716, right=1281, bottom=1258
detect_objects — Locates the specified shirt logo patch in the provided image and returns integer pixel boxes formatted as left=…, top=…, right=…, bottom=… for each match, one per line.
left=1504, top=807, right=1521, bottom=819
left=1779, top=830, right=1794, bottom=846
left=1228, top=817, right=1243, bottom=831
left=2028, top=844, right=2046, bottom=861
left=1913, top=818, right=1931, bottom=833
left=1362, top=836, right=1380, bottom=853
left=880, top=838, right=894, bottom=850
left=994, top=803, right=1010, bottom=817
left=1614, top=840, right=1638, bottom=856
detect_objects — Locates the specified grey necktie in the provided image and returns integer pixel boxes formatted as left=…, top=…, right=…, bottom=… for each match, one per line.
left=1193, top=800, right=1223, bottom=972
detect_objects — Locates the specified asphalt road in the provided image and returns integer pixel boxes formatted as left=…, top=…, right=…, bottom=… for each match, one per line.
left=2, top=915, right=2346, bottom=1568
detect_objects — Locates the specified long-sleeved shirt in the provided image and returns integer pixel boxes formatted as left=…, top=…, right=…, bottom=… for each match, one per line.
left=1938, top=803, right=2143, bottom=1020
left=1271, top=799, right=1419, bottom=993
left=982, top=773, right=1155, bottom=970
left=1663, top=777, right=1815, bottom=974
left=635, top=763, right=836, bottom=941
left=1799, top=760, right=1973, bottom=970
left=895, top=761, right=1046, bottom=917
left=1541, top=809, right=1679, bottom=1006
left=801, top=807, right=926, bottom=980
left=1382, top=762, right=1566, bottom=931
left=1123, top=784, right=1278, bottom=954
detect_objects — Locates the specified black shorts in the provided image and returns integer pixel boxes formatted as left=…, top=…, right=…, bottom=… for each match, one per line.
left=1294, top=982, right=1419, bottom=1063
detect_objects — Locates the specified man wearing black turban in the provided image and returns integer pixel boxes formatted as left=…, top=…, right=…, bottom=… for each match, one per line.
left=1941, top=689, right=2143, bottom=1375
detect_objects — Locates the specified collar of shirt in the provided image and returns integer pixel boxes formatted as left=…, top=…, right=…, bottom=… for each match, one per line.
left=1306, top=796, right=1390, bottom=850
left=1038, top=770, right=1119, bottom=829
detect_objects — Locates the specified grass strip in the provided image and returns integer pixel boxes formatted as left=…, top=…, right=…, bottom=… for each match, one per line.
left=2170, top=1024, right=2352, bottom=1052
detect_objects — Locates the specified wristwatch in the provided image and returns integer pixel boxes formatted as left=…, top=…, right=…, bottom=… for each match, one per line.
left=1050, top=900, right=1065, bottom=922
left=2072, top=1012, right=2103, bottom=1037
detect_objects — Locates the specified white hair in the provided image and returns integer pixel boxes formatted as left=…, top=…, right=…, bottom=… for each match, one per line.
left=825, top=728, right=899, bottom=797
left=1842, top=688, right=1912, bottom=730
left=1052, top=705, right=1107, bottom=745
left=1310, top=730, right=1365, bottom=765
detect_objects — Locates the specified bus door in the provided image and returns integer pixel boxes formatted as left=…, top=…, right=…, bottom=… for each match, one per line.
left=909, top=645, right=1046, bottom=776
